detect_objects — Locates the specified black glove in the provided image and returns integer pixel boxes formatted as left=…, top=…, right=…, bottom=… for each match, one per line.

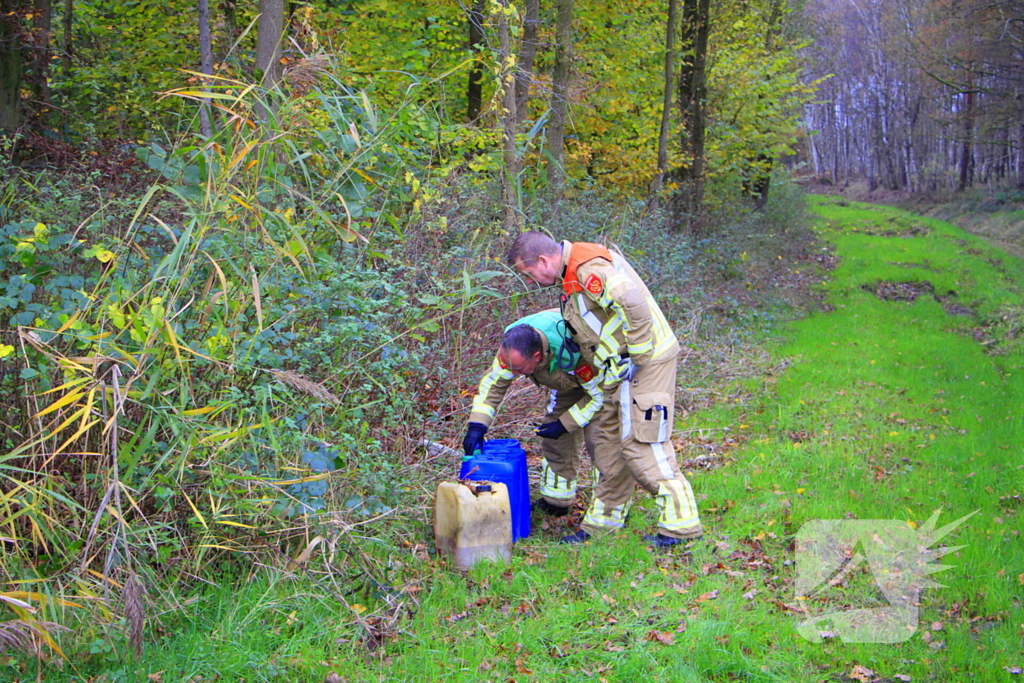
left=463, top=422, right=488, bottom=456
left=535, top=420, right=568, bottom=440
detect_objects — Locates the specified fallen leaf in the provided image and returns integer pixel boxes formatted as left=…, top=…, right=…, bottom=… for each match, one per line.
left=928, top=640, right=946, bottom=650
left=515, top=657, right=532, bottom=674
left=477, top=661, right=493, bottom=672
left=894, top=675, right=912, bottom=682
left=603, top=641, right=627, bottom=652
left=324, top=675, right=345, bottom=683
left=1004, top=666, right=1022, bottom=674
left=696, top=589, right=719, bottom=603
left=743, top=589, right=758, bottom=600
left=147, top=674, right=163, bottom=683
left=930, top=621, right=942, bottom=631
left=818, top=631, right=837, bottom=639
left=675, top=620, right=687, bottom=633
left=848, top=664, right=875, bottom=682
left=645, top=630, right=676, bottom=646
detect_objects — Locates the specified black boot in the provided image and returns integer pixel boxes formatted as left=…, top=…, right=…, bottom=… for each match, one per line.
left=560, top=530, right=591, bottom=544
left=643, top=533, right=684, bottom=548
left=534, top=499, right=570, bottom=517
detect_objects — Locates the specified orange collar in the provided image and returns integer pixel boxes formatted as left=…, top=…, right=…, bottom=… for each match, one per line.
left=561, top=242, right=611, bottom=295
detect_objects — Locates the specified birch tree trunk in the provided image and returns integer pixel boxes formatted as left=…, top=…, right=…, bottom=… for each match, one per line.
left=546, top=0, right=572, bottom=193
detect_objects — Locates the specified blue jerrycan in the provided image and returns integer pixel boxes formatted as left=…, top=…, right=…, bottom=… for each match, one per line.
left=459, top=439, right=531, bottom=541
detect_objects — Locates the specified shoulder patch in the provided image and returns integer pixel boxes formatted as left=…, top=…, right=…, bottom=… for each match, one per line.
left=574, top=363, right=594, bottom=382
left=584, top=274, right=603, bottom=295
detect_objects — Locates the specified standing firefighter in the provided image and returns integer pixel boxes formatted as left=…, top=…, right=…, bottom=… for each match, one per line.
left=507, top=231, right=703, bottom=547
left=463, top=310, right=603, bottom=515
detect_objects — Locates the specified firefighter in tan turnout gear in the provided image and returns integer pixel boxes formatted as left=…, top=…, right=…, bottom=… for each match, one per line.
left=507, top=231, right=703, bottom=547
left=463, top=310, right=603, bottom=515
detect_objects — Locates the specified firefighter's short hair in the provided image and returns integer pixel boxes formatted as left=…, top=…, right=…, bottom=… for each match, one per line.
left=507, top=231, right=559, bottom=268
left=501, top=324, right=543, bottom=360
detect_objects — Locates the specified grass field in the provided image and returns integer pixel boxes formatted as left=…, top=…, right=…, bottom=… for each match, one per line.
left=9, top=196, right=1023, bottom=682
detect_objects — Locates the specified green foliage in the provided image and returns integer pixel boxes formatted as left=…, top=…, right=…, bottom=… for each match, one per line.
left=0, top=63, right=513, bottom=595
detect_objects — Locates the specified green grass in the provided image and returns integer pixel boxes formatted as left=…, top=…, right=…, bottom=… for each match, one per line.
left=9, top=196, right=1024, bottom=682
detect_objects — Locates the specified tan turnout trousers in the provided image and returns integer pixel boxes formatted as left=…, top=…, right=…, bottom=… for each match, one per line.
left=539, top=386, right=596, bottom=508
left=580, top=354, right=703, bottom=540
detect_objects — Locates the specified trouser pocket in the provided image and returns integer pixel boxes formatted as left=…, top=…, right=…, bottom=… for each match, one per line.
left=631, top=391, right=673, bottom=443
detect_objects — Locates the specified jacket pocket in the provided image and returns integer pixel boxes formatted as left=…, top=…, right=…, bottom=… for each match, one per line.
left=631, top=392, right=673, bottom=443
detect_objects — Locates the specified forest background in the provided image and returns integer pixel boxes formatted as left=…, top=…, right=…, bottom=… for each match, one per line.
left=0, top=0, right=1022, bottom=680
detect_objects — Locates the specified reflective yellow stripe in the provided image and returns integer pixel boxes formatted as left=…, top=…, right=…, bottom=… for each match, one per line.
left=583, top=497, right=629, bottom=529
left=605, top=273, right=631, bottom=290
left=471, top=359, right=513, bottom=418
left=564, top=378, right=602, bottom=429
left=539, top=459, right=576, bottom=499
left=655, top=480, right=700, bottom=530
left=472, top=404, right=496, bottom=419
left=568, top=402, right=594, bottom=427
left=627, top=339, right=653, bottom=356
left=652, top=336, right=677, bottom=359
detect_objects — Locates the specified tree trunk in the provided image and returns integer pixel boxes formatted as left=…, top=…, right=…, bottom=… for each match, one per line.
left=674, top=0, right=709, bottom=226
left=497, top=0, right=519, bottom=232
left=29, top=0, right=51, bottom=124
left=198, top=0, right=213, bottom=137
left=1018, top=93, right=1024, bottom=191
left=514, top=0, right=539, bottom=125
left=650, top=0, right=678, bottom=205
left=255, top=0, right=285, bottom=121
left=546, top=0, right=572, bottom=193
left=0, top=0, right=23, bottom=132
left=61, top=0, right=70, bottom=80
left=466, top=0, right=485, bottom=123
left=744, top=0, right=784, bottom=211
left=958, top=89, right=974, bottom=192
left=222, top=0, right=237, bottom=48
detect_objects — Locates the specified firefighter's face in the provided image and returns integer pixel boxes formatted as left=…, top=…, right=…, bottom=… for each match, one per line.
left=515, top=254, right=559, bottom=287
left=498, top=348, right=543, bottom=376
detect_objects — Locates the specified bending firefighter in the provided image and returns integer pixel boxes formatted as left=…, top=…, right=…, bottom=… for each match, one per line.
left=463, top=310, right=603, bottom=515
left=508, top=231, right=703, bottom=547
